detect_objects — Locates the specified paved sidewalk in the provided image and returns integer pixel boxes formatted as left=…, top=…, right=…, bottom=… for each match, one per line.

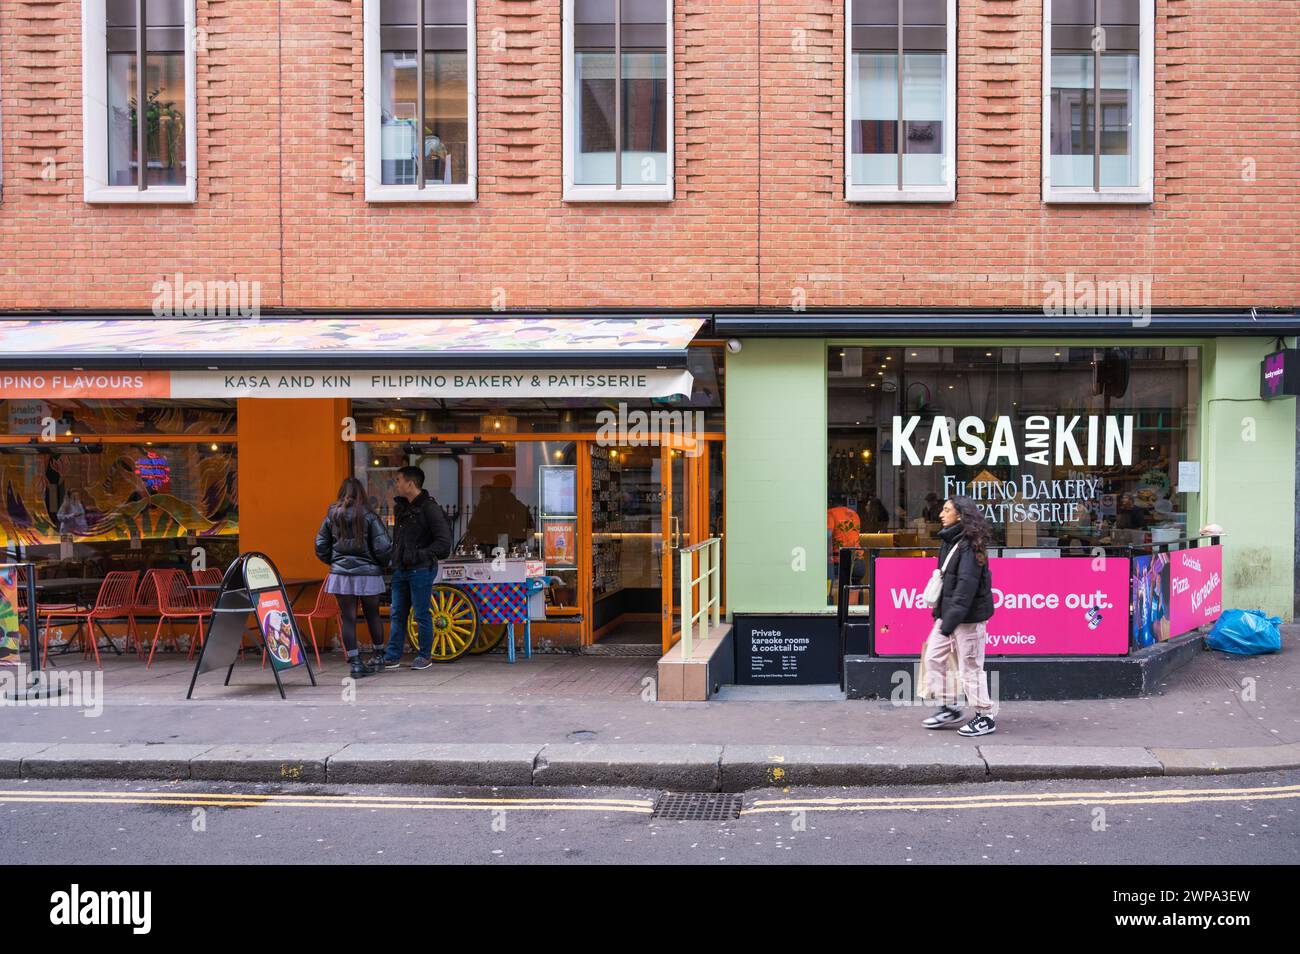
left=1, top=626, right=1295, bottom=788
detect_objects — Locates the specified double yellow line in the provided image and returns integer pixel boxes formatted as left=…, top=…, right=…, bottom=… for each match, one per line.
left=0, top=788, right=654, bottom=815
left=3, top=779, right=1297, bottom=817
left=747, top=780, right=1300, bottom=814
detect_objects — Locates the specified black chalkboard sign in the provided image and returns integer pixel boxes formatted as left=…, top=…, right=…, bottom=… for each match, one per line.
left=186, top=552, right=317, bottom=700
left=734, top=615, right=841, bottom=685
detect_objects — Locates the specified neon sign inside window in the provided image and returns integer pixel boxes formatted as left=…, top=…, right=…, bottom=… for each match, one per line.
left=134, top=451, right=171, bottom=492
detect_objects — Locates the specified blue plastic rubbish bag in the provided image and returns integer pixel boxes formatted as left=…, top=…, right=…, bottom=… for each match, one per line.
left=1205, top=609, right=1283, bottom=655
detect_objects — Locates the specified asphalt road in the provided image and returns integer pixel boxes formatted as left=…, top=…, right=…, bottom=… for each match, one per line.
left=4, top=771, right=1298, bottom=865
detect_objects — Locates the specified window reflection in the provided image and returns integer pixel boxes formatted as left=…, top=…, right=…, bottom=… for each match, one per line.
left=827, top=346, right=1200, bottom=604
left=380, top=0, right=470, bottom=185
left=106, top=0, right=187, bottom=187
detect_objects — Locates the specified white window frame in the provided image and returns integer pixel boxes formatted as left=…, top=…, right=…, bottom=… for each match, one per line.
left=562, top=0, right=674, bottom=203
left=363, top=0, right=477, bottom=203
left=1042, top=0, right=1154, bottom=204
left=82, top=0, right=198, bottom=204
left=844, top=0, right=956, bottom=203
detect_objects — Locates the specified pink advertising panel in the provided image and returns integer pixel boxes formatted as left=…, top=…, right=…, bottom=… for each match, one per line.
left=1169, top=545, right=1223, bottom=638
left=873, top=556, right=1131, bottom=656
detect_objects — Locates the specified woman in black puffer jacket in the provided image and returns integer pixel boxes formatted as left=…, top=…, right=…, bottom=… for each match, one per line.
left=920, top=494, right=997, bottom=737
left=315, top=478, right=393, bottom=678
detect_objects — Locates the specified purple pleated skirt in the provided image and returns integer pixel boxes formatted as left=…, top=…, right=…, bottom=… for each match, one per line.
left=325, top=573, right=386, bottom=597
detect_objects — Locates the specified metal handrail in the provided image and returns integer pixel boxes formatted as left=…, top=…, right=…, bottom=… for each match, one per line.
left=678, top=539, right=716, bottom=554
left=678, top=537, right=722, bottom=659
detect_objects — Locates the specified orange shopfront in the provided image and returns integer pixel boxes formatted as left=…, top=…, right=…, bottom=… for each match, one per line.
left=0, top=316, right=723, bottom=656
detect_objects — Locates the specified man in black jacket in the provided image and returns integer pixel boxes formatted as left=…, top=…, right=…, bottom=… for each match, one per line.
left=382, top=466, right=453, bottom=670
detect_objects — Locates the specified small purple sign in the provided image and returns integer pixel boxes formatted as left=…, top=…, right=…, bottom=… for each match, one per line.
left=1261, top=349, right=1298, bottom=400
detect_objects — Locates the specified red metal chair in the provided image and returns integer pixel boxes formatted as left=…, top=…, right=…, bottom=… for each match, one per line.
left=145, top=569, right=208, bottom=668
left=290, top=585, right=337, bottom=666
left=191, top=567, right=223, bottom=616
left=40, top=571, right=140, bottom=668
left=129, top=569, right=166, bottom=655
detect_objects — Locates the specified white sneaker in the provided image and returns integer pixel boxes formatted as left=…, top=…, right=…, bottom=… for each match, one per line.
left=922, top=705, right=964, bottom=729
left=958, top=713, right=997, bottom=737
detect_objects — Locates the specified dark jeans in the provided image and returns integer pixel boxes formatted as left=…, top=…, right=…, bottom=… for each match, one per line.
left=385, top=566, right=434, bottom=661
left=335, top=594, right=384, bottom=654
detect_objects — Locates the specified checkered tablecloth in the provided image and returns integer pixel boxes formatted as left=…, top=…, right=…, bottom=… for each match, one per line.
left=461, top=582, right=529, bottom=625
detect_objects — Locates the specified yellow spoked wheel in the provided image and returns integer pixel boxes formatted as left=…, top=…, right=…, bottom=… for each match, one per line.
left=469, top=623, right=508, bottom=655
left=406, top=585, right=479, bottom=662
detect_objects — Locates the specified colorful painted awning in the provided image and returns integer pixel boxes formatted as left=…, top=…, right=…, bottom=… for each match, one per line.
left=0, top=316, right=706, bottom=399
left=0, top=315, right=704, bottom=368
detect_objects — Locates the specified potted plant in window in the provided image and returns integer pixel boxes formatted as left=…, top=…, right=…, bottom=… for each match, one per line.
left=128, top=88, right=184, bottom=184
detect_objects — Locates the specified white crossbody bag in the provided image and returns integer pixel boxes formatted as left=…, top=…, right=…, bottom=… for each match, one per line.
left=922, top=542, right=961, bottom=609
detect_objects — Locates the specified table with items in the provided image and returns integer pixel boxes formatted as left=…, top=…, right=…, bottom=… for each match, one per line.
left=400, top=557, right=553, bottom=663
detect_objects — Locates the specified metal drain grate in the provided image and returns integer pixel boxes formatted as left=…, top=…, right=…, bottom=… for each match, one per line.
left=651, top=792, right=743, bottom=822
left=581, top=644, right=663, bottom=657
left=1166, top=667, right=1242, bottom=692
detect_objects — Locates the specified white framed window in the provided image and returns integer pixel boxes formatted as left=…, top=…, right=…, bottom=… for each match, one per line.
left=845, top=0, right=956, bottom=203
left=1043, top=0, right=1154, bottom=203
left=563, top=0, right=673, bottom=202
left=82, top=0, right=198, bottom=204
left=364, top=0, right=477, bottom=202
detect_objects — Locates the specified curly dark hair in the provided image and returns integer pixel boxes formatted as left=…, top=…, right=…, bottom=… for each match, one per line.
left=948, top=494, right=992, bottom=564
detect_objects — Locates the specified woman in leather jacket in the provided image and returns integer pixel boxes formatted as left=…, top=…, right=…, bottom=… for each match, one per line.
left=315, top=478, right=393, bottom=678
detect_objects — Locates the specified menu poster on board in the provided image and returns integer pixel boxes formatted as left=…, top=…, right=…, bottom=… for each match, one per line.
left=0, top=565, right=22, bottom=665
left=1131, top=553, right=1172, bottom=648
left=256, top=590, right=303, bottom=672
left=1169, top=545, right=1224, bottom=637
left=543, top=520, right=577, bottom=566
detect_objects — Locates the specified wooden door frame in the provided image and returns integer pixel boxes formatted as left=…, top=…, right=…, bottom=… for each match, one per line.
left=659, top=439, right=718, bottom=654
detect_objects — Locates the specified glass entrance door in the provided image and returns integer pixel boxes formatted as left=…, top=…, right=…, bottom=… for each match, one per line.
left=662, top=445, right=699, bottom=652
left=588, top=441, right=706, bottom=654
left=589, top=443, right=664, bottom=649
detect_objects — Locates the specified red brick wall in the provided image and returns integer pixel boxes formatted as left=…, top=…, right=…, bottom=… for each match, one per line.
left=1, top=0, right=1295, bottom=311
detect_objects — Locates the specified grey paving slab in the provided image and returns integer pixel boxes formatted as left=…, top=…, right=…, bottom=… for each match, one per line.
left=328, top=742, right=543, bottom=786
left=22, top=743, right=215, bottom=780
left=533, top=743, right=722, bottom=790
left=190, top=744, right=345, bottom=783
left=0, top=742, right=55, bottom=779
left=1152, top=743, right=1300, bottom=776
left=980, top=744, right=1165, bottom=780
left=721, top=743, right=987, bottom=790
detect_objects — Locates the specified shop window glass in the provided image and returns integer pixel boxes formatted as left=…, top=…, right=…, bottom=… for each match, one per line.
left=567, top=0, right=672, bottom=200
left=1046, top=0, right=1151, bottom=199
left=86, top=0, right=195, bottom=202
left=0, top=400, right=236, bottom=437
left=354, top=440, right=581, bottom=610
left=378, top=0, right=471, bottom=187
left=0, top=441, right=239, bottom=574
left=848, top=0, right=953, bottom=200
left=826, top=345, right=1200, bottom=605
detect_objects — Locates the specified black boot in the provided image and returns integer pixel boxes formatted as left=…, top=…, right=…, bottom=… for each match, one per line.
left=348, top=656, right=372, bottom=679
